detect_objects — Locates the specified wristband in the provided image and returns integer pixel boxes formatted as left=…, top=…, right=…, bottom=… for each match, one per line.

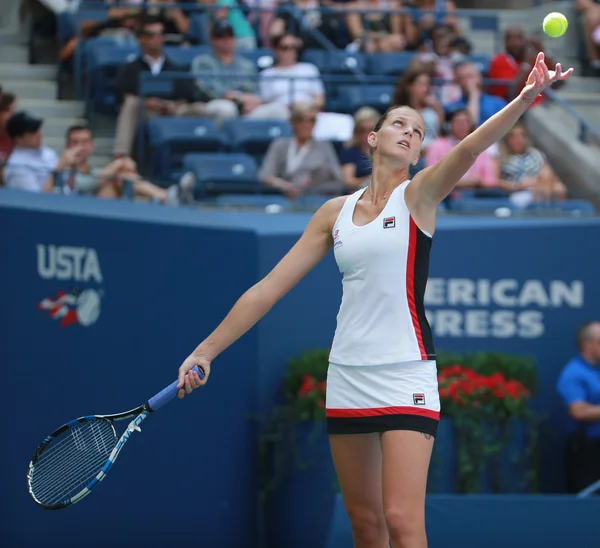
left=521, top=94, right=539, bottom=104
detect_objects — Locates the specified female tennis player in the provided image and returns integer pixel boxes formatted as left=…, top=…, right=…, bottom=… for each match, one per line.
left=177, top=52, right=572, bottom=547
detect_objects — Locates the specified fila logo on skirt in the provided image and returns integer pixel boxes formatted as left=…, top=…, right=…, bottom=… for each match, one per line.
left=383, top=216, right=396, bottom=229
left=413, top=393, right=426, bottom=405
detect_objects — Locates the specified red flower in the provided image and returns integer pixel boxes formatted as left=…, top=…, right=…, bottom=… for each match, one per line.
left=297, top=375, right=316, bottom=398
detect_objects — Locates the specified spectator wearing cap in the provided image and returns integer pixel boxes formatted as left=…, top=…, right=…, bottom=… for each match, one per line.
left=189, top=20, right=288, bottom=124
left=0, top=92, right=16, bottom=165
left=113, top=15, right=206, bottom=158
left=3, top=112, right=78, bottom=193
left=444, top=59, right=506, bottom=126
left=213, top=0, right=258, bottom=50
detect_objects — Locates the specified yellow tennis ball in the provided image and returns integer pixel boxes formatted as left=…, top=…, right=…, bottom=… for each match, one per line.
left=543, top=12, right=568, bottom=38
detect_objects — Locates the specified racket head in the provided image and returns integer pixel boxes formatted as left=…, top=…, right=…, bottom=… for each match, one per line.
left=27, top=416, right=118, bottom=510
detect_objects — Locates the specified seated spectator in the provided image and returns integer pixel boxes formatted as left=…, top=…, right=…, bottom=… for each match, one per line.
left=144, top=0, right=196, bottom=45
left=0, top=92, right=16, bottom=165
left=113, top=16, right=204, bottom=158
left=270, top=0, right=353, bottom=50
left=213, top=0, right=258, bottom=50
left=445, top=59, right=506, bottom=126
left=576, top=0, right=600, bottom=75
left=407, top=0, right=460, bottom=43
left=65, top=125, right=194, bottom=204
left=259, top=33, right=325, bottom=112
left=393, top=69, right=443, bottom=150
left=556, top=321, right=600, bottom=494
left=488, top=27, right=560, bottom=104
left=425, top=108, right=497, bottom=194
left=344, top=0, right=414, bottom=53
left=259, top=102, right=343, bottom=199
left=190, top=20, right=288, bottom=124
left=340, top=107, right=378, bottom=191
left=409, top=24, right=461, bottom=106
left=495, top=124, right=566, bottom=207
left=3, top=111, right=83, bottom=193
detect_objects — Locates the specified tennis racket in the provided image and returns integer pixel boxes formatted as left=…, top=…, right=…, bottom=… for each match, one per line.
left=27, top=365, right=205, bottom=510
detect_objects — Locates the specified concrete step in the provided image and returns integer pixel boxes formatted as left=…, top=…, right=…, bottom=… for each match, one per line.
left=0, top=63, right=57, bottom=81
left=17, top=98, right=85, bottom=118
left=561, top=76, right=600, bottom=94
left=3, top=80, right=56, bottom=100
left=44, top=136, right=114, bottom=156
left=0, top=45, right=28, bottom=64
left=0, top=30, right=21, bottom=45
left=41, top=117, right=89, bottom=139
left=556, top=90, right=600, bottom=104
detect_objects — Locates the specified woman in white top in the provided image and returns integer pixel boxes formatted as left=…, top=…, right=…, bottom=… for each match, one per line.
left=176, top=53, right=571, bottom=547
left=259, top=33, right=325, bottom=111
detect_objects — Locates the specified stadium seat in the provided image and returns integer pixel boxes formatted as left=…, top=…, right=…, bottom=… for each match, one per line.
left=182, top=153, right=263, bottom=198
left=526, top=200, right=596, bottom=215
left=222, top=119, right=292, bottom=163
left=450, top=197, right=517, bottom=213
left=328, top=85, right=394, bottom=114
left=366, top=52, right=415, bottom=76
left=238, top=48, right=276, bottom=71
left=471, top=54, right=492, bottom=76
left=146, top=118, right=226, bottom=181
left=164, top=45, right=211, bottom=69
left=86, top=44, right=139, bottom=114
left=300, top=49, right=367, bottom=76
left=212, top=194, right=291, bottom=209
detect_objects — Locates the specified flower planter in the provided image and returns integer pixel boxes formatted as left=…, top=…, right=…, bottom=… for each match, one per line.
left=428, top=418, right=534, bottom=494
left=265, top=420, right=337, bottom=548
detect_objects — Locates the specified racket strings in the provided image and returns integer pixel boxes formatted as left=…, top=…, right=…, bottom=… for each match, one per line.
left=29, top=419, right=117, bottom=506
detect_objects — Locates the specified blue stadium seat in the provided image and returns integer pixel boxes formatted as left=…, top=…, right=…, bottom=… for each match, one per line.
left=86, top=44, right=139, bottom=114
left=366, top=52, right=415, bottom=76
left=526, top=200, right=596, bottom=215
left=182, top=153, right=262, bottom=197
left=147, top=118, right=226, bottom=181
left=238, top=48, right=276, bottom=71
left=450, top=197, right=517, bottom=213
left=222, top=119, right=292, bottom=163
left=471, top=54, right=491, bottom=76
left=164, top=45, right=211, bottom=69
left=212, top=194, right=291, bottom=209
left=328, top=85, right=394, bottom=114
left=300, top=49, right=367, bottom=75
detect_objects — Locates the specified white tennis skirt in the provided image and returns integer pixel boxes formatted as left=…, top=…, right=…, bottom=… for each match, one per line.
left=326, top=360, right=440, bottom=437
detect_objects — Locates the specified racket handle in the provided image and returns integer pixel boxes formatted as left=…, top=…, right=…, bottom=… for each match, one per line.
left=146, top=366, right=205, bottom=412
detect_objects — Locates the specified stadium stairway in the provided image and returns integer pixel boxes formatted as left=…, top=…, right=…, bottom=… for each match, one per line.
left=0, top=28, right=113, bottom=169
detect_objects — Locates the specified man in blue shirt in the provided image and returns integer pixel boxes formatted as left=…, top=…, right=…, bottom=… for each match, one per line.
left=444, top=59, right=506, bottom=126
left=556, top=321, right=600, bottom=493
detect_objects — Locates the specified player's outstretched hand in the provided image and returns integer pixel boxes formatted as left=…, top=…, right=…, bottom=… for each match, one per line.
left=177, top=354, right=211, bottom=399
left=522, top=51, right=573, bottom=100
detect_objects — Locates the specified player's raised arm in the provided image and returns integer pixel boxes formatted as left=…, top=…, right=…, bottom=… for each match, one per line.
left=176, top=197, right=344, bottom=394
left=411, top=52, right=573, bottom=209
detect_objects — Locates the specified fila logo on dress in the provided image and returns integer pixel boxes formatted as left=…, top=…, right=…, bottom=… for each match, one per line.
left=413, top=393, right=426, bottom=405
left=383, top=217, right=396, bottom=229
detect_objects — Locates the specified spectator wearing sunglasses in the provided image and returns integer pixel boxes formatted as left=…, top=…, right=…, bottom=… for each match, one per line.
left=259, top=34, right=325, bottom=113
left=259, top=102, right=343, bottom=200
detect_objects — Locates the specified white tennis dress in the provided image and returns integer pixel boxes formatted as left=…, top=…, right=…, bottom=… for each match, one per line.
left=326, top=181, right=440, bottom=436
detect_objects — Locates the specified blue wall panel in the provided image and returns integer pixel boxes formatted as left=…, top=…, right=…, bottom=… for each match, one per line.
left=2, top=190, right=600, bottom=547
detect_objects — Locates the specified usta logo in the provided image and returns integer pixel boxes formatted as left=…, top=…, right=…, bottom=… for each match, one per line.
left=37, top=245, right=103, bottom=282
left=37, top=245, right=103, bottom=327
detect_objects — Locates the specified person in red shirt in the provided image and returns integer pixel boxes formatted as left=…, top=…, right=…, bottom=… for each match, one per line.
left=488, top=27, right=558, bottom=106
left=0, top=92, right=16, bottom=165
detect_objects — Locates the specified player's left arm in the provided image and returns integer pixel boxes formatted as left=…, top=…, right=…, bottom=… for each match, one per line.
left=409, top=52, right=572, bottom=211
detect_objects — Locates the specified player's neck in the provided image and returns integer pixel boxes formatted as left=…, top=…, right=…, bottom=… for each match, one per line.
left=369, top=155, right=409, bottom=202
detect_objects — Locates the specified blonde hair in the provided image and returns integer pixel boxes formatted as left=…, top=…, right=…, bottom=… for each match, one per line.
left=290, top=101, right=318, bottom=123
left=346, top=106, right=380, bottom=148
left=499, top=123, right=530, bottom=162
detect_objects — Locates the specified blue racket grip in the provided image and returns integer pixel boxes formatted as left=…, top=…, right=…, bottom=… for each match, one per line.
left=146, top=366, right=205, bottom=412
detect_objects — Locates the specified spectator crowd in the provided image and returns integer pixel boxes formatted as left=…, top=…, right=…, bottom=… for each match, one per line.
left=0, top=0, right=580, bottom=209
